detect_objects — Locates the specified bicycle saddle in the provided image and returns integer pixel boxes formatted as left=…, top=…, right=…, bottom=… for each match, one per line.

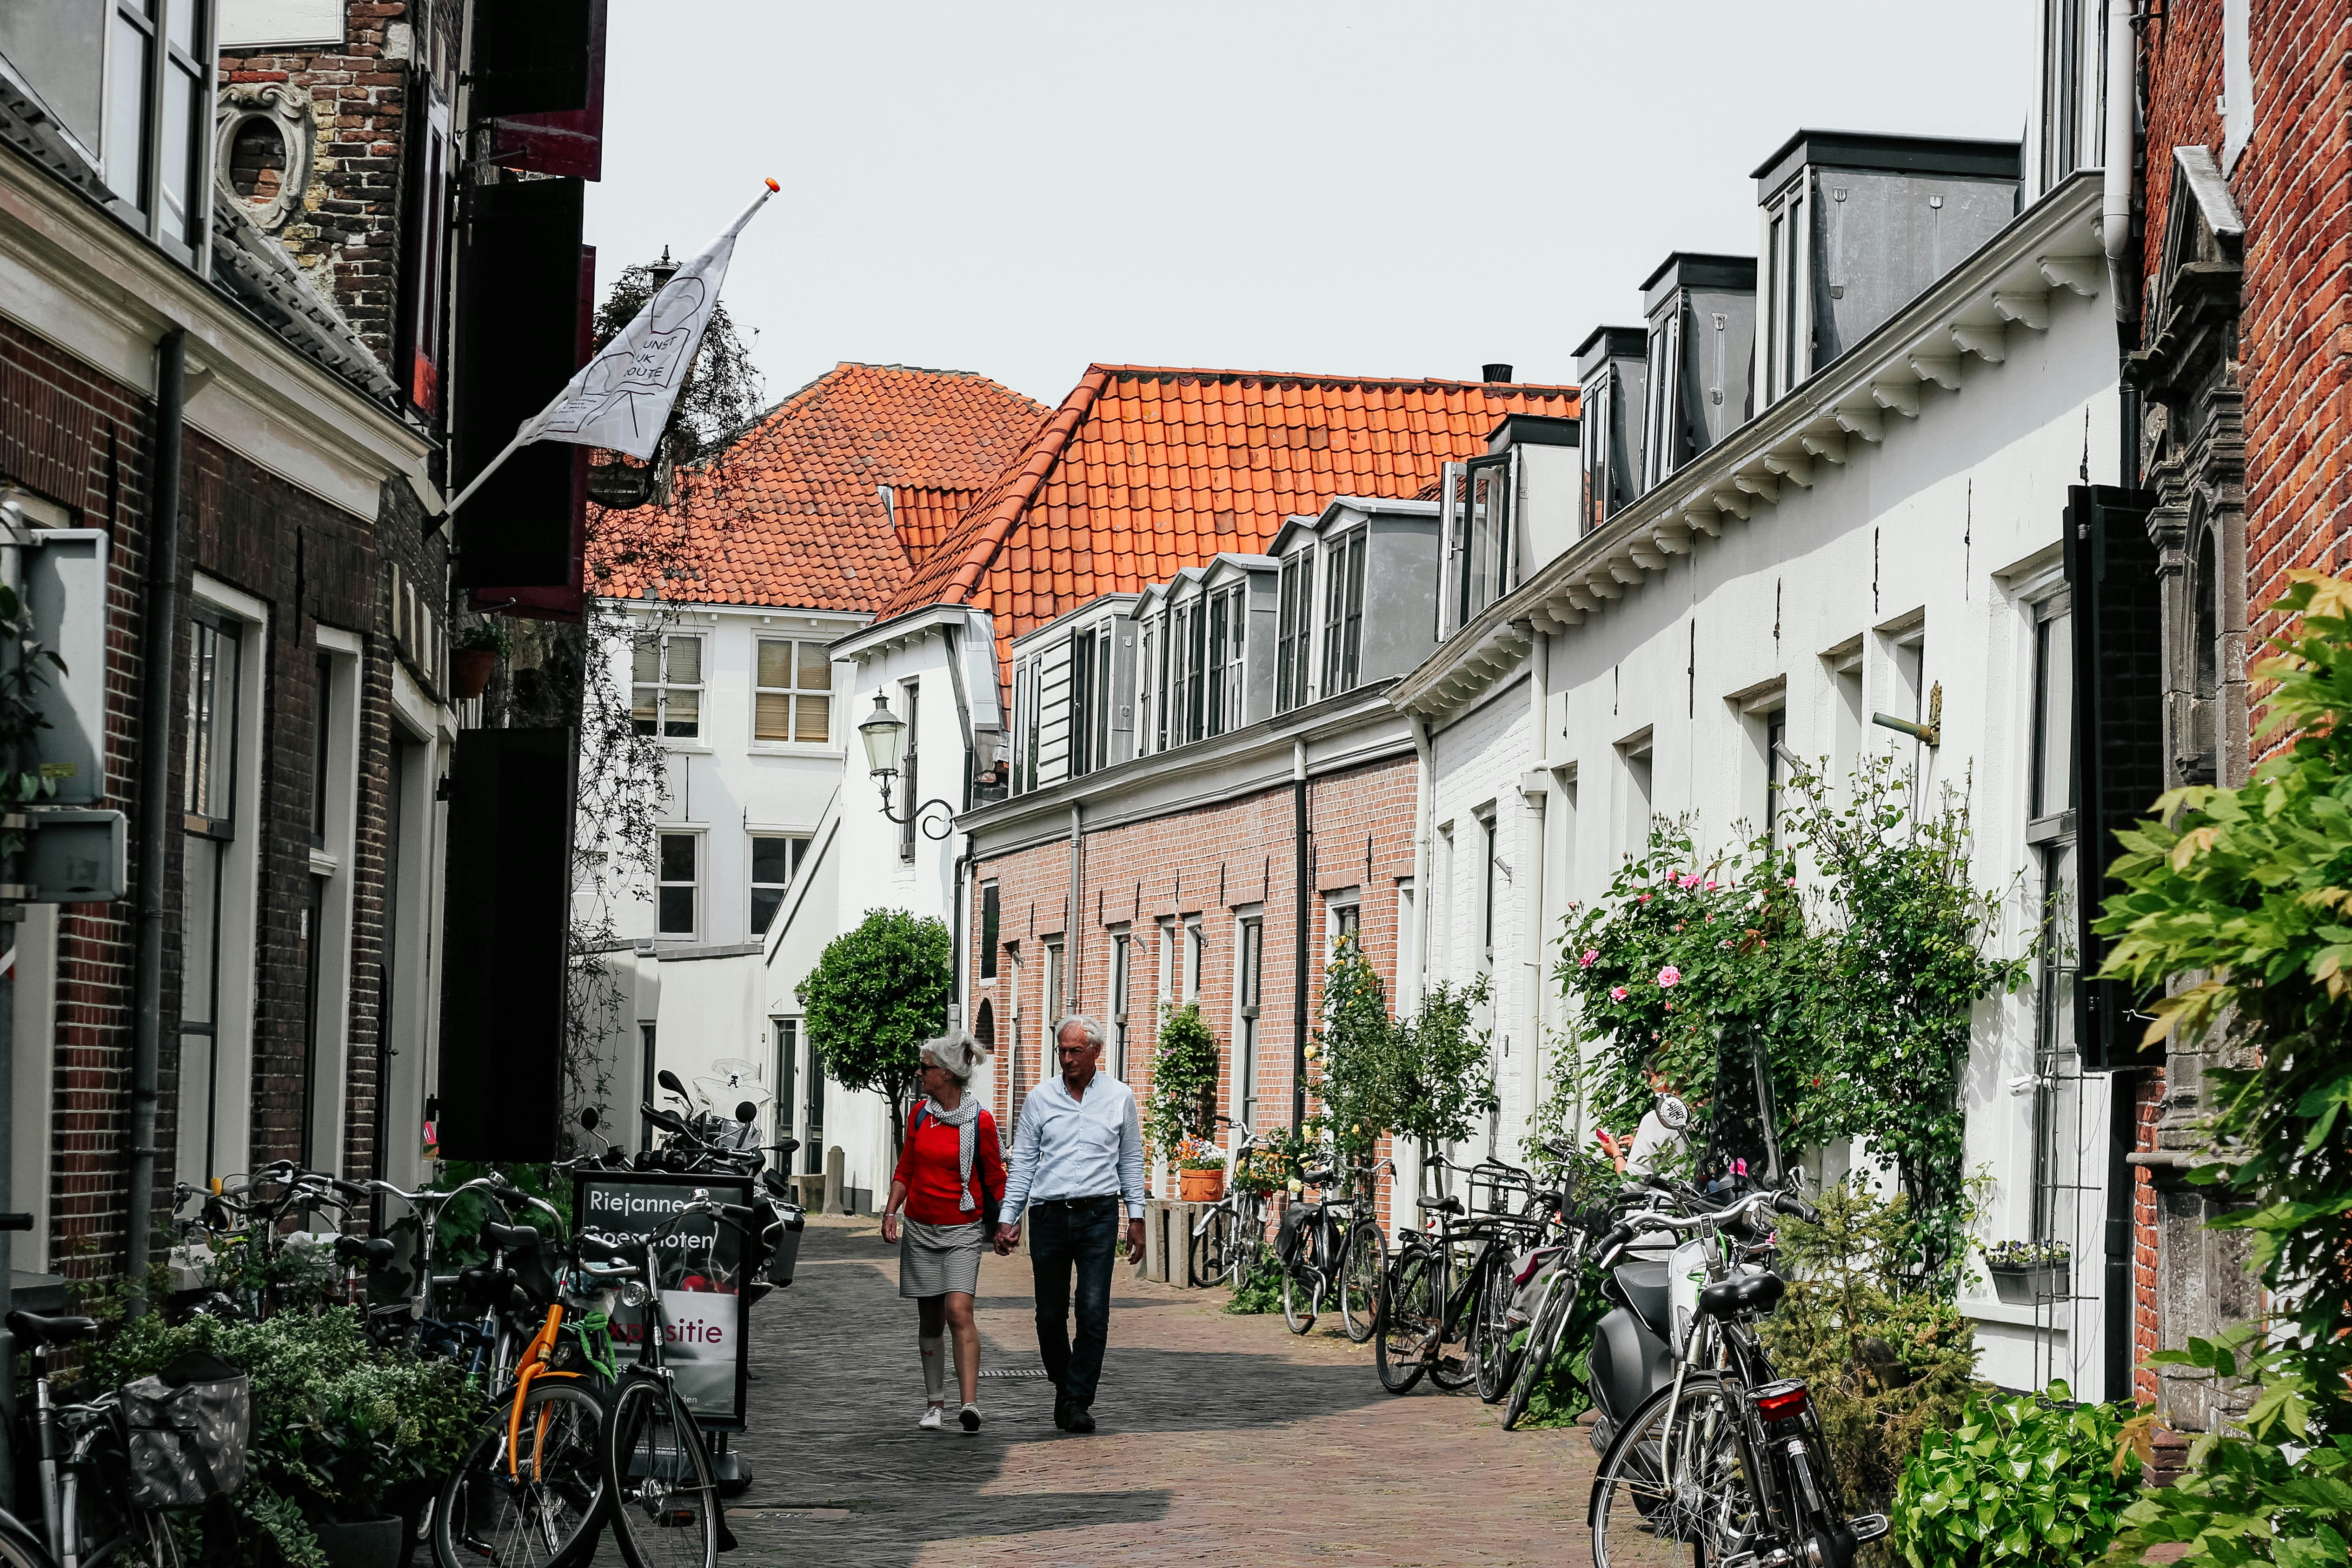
left=1698, top=1271, right=1786, bottom=1320
left=1417, top=1195, right=1464, bottom=1216
left=334, top=1235, right=397, bottom=1264
left=482, top=1222, right=538, bottom=1252
left=7, top=1311, right=96, bottom=1346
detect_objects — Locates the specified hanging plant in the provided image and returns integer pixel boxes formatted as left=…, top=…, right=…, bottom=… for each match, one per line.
left=1142, top=1004, right=1219, bottom=1161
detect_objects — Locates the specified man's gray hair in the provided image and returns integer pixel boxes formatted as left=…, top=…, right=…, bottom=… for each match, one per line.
left=1053, top=1014, right=1106, bottom=1052
left=921, top=1029, right=987, bottom=1083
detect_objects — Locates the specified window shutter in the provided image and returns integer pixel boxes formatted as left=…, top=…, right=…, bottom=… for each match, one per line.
left=437, top=728, right=573, bottom=1161
left=467, top=0, right=594, bottom=118
left=2064, top=484, right=2162, bottom=1068
left=480, top=0, right=607, bottom=178
left=450, top=177, right=585, bottom=588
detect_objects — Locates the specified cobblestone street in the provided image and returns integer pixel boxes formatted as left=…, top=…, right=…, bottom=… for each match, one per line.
left=721, top=1218, right=1597, bottom=1566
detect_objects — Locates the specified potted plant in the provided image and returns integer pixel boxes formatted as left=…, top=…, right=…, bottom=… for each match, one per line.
left=1176, top=1138, right=1227, bottom=1203
left=451, top=620, right=511, bottom=702
left=1980, top=1238, right=2070, bottom=1305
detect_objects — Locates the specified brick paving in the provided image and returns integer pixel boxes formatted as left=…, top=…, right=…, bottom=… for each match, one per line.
left=721, top=1216, right=1598, bottom=1566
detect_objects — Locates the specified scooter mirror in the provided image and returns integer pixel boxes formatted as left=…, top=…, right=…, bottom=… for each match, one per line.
left=1656, top=1094, right=1691, bottom=1132
left=579, top=1108, right=599, bottom=1131
left=658, top=1070, right=688, bottom=1097
left=736, top=1100, right=759, bottom=1124
left=1784, top=1163, right=1807, bottom=1192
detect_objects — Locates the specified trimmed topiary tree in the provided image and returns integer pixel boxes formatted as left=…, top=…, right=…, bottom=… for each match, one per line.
left=796, top=908, right=952, bottom=1153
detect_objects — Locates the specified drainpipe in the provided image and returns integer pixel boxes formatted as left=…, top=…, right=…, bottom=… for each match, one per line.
left=1290, top=739, right=1309, bottom=1133
left=2101, top=0, right=2136, bottom=320
left=125, top=332, right=186, bottom=1295
left=1409, top=716, right=1435, bottom=1007
left=1067, top=804, right=1083, bottom=1016
left=1522, top=631, right=1549, bottom=1143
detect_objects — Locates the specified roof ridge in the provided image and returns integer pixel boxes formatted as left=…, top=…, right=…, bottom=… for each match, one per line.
left=1087, top=363, right=1579, bottom=392
left=937, top=367, right=1112, bottom=606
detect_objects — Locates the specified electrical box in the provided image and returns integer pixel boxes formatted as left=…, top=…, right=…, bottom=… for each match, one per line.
left=21, top=807, right=127, bottom=903
left=22, top=530, right=108, bottom=807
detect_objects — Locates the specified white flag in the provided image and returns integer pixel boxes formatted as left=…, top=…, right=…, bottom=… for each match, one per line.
left=519, top=179, right=777, bottom=462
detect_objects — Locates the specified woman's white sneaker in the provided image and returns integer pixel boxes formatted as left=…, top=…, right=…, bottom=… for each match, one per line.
left=918, top=1404, right=944, bottom=1431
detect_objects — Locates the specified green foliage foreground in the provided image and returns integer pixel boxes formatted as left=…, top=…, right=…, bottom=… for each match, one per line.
left=2092, top=569, right=2352, bottom=1567
left=1893, top=1383, right=2140, bottom=1568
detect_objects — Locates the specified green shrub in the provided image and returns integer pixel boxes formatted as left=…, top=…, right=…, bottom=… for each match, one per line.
left=92, top=1307, right=486, bottom=1566
left=1143, top=1003, right=1220, bottom=1160
left=1892, top=1383, right=2139, bottom=1568
left=1758, top=1183, right=1981, bottom=1511
left=1223, top=1249, right=1284, bottom=1315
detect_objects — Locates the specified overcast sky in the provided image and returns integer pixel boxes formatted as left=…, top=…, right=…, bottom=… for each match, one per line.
left=584, top=0, right=2036, bottom=412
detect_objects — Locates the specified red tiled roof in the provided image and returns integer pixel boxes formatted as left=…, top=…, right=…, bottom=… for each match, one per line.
left=873, top=366, right=1579, bottom=666
left=588, top=363, right=1050, bottom=611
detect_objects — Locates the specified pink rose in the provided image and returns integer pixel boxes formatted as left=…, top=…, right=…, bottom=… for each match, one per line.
left=1609, top=986, right=1629, bottom=1002
left=1580, top=949, right=1599, bottom=969
left=1657, top=965, right=1682, bottom=987
left=1638, top=894, right=1652, bottom=904
left=1706, top=880, right=1719, bottom=890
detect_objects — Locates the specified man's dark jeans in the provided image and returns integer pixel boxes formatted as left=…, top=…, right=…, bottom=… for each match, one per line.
left=1028, top=1196, right=1119, bottom=1409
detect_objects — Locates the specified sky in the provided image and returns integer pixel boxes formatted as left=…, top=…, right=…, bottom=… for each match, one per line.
left=584, top=0, right=2037, bottom=412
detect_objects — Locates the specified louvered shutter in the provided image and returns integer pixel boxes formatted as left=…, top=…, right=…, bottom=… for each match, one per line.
left=2063, top=484, right=2162, bottom=1068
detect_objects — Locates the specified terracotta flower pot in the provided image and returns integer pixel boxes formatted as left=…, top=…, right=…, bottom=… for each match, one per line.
left=452, top=646, right=496, bottom=700
left=1179, top=1168, right=1224, bottom=1203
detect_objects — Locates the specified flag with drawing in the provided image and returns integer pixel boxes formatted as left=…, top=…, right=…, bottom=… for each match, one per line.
left=445, top=178, right=779, bottom=515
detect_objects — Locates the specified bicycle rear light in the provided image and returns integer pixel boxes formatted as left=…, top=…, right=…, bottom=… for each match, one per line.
left=1754, top=1379, right=1811, bottom=1421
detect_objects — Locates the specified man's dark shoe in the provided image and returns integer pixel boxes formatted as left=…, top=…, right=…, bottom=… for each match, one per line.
left=1052, top=1398, right=1072, bottom=1430
left=1065, top=1406, right=1096, bottom=1434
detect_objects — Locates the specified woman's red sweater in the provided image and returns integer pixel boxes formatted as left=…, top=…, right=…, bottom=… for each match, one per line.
left=890, top=1104, right=1007, bottom=1226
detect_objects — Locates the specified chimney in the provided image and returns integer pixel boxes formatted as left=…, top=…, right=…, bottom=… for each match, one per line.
left=1482, top=363, right=1514, bottom=384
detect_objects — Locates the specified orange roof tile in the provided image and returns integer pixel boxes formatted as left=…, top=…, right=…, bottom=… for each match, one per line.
left=587, top=363, right=1050, bottom=611
left=874, top=365, right=1579, bottom=670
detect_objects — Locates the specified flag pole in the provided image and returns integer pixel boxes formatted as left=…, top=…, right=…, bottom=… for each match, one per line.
left=440, top=429, right=528, bottom=521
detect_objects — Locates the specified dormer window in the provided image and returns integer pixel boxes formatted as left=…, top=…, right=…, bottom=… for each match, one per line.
left=1448, top=456, right=1512, bottom=630
left=1275, top=548, right=1312, bottom=713
left=1321, top=528, right=1368, bottom=695
left=1207, top=585, right=1245, bottom=737
left=1762, top=179, right=1809, bottom=404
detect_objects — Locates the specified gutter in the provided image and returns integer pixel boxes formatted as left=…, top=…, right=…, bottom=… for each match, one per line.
left=126, top=330, right=186, bottom=1290
left=2102, top=0, right=2137, bottom=321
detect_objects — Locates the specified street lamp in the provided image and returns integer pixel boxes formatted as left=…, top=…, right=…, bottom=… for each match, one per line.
left=859, top=692, right=954, bottom=840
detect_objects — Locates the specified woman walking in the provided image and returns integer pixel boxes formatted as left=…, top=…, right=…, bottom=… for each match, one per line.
left=880, top=1030, right=1005, bottom=1432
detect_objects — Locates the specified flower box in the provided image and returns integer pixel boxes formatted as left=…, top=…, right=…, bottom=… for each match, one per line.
left=1987, top=1262, right=2070, bottom=1306
left=1178, top=1168, right=1224, bottom=1203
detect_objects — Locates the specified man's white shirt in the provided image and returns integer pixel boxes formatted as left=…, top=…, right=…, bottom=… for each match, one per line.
left=999, top=1070, right=1148, bottom=1221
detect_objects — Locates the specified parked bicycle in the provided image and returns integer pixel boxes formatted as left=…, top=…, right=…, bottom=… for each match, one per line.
left=1186, top=1117, right=1269, bottom=1287
left=1274, top=1154, right=1388, bottom=1342
left=1586, top=1179, right=1891, bottom=1568
left=1375, top=1154, right=1544, bottom=1394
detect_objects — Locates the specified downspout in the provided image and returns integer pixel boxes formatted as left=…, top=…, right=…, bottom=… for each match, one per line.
left=1067, top=803, right=1082, bottom=1016
left=126, top=331, right=186, bottom=1290
left=1409, top=715, right=1435, bottom=1007
left=940, top=623, right=974, bottom=1032
left=1522, top=631, right=1549, bottom=1143
left=1290, top=738, right=1309, bottom=1133
left=2100, top=0, right=2136, bottom=322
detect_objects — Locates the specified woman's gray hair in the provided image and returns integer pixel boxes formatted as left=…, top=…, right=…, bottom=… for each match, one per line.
left=1054, top=1014, right=1106, bottom=1052
left=920, top=1029, right=987, bottom=1083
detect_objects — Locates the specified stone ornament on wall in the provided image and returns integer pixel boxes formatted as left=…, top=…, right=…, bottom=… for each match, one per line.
left=213, top=82, right=315, bottom=233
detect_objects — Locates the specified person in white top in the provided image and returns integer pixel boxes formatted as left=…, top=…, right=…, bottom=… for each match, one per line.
left=993, top=1015, right=1147, bottom=1434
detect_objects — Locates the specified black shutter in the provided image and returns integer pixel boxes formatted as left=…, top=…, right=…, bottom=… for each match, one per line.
left=467, top=0, right=593, bottom=118
left=2064, top=484, right=2163, bottom=1069
left=450, top=177, right=583, bottom=588
left=437, top=728, right=575, bottom=1161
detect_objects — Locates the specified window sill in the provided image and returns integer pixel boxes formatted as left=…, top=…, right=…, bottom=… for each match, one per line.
left=661, top=742, right=714, bottom=755
left=749, top=744, right=845, bottom=759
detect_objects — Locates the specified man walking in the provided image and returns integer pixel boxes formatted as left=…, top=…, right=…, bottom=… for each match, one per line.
left=994, top=1014, right=1146, bottom=1433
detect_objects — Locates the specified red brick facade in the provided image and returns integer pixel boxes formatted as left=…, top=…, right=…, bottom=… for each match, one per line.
left=970, top=753, right=1416, bottom=1186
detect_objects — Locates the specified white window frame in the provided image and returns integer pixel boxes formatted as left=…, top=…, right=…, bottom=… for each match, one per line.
left=1108, top=927, right=1132, bottom=1078
left=1323, top=525, right=1369, bottom=687
left=1274, top=547, right=1312, bottom=712
left=752, top=637, right=835, bottom=750
left=175, top=575, right=268, bottom=1187
left=656, top=828, right=704, bottom=940
left=303, top=626, right=364, bottom=1175
left=106, top=0, right=215, bottom=264
left=1183, top=916, right=1205, bottom=1004
left=747, top=831, right=809, bottom=937
left=633, top=631, right=705, bottom=743
left=1324, top=887, right=1362, bottom=957
left=1233, top=909, right=1264, bottom=1131
left=1617, top=731, right=1655, bottom=862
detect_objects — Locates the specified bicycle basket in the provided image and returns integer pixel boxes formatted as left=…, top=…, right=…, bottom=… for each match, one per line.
left=118, top=1351, right=251, bottom=1509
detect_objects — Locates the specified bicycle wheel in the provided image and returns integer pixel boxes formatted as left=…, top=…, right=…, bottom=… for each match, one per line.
left=1374, top=1249, right=1437, bottom=1394
left=1426, top=1251, right=1478, bottom=1392
left=1232, top=1196, right=1265, bottom=1280
left=1589, top=1375, right=1759, bottom=1568
left=1338, top=1220, right=1385, bottom=1343
left=601, top=1377, right=719, bottom=1568
left=1502, top=1268, right=1578, bottom=1431
left=1189, top=1206, right=1235, bottom=1286
left=1279, top=1223, right=1319, bottom=1335
left=1474, top=1248, right=1520, bottom=1402
left=433, top=1380, right=605, bottom=1568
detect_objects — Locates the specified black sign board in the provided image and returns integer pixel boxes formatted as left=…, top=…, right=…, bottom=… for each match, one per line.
left=571, top=1169, right=753, bottom=1429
